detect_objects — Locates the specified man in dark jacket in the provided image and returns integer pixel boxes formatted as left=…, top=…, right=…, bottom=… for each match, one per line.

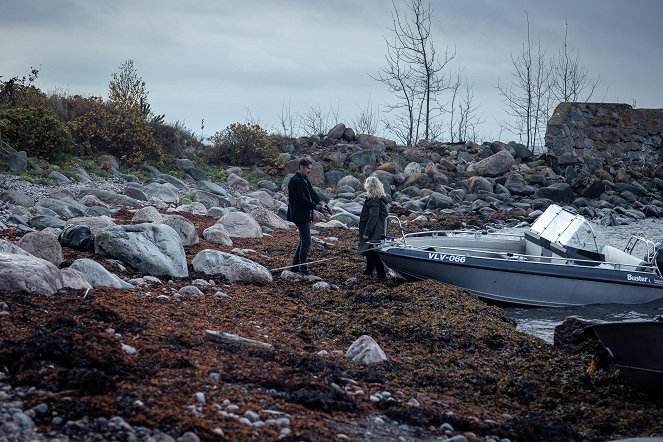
left=287, top=158, right=328, bottom=275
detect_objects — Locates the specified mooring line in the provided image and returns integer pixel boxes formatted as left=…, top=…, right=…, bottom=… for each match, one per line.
left=270, top=256, right=345, bottom=272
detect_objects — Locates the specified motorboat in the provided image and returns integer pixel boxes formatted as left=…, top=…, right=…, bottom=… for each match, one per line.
left=591, top=320, right=663, bottom=394
left=376, top=204, right=663, bottom=307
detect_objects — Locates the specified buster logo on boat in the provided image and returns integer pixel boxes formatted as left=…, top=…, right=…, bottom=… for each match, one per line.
left=627, top=274, right=650, bottom=283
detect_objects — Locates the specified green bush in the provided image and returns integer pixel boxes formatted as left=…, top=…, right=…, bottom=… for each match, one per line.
left=0, top=107, right=74, bottom=160
left=70, top=101, right=163, bottom=166
left=207, top=123, right=284, bottom=173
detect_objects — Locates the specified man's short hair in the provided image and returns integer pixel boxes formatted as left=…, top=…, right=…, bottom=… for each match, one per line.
left=299, top=158, right=313, bottom=168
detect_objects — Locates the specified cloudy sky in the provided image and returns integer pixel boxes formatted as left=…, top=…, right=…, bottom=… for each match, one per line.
left=2, top=0, right=662, bottom=143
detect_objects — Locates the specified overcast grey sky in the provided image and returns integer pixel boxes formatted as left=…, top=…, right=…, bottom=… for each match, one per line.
left=2, top=0, right=662, bottom=142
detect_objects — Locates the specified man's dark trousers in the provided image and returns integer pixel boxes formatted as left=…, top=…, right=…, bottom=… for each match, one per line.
left=292, top=222, right=311, bottom=273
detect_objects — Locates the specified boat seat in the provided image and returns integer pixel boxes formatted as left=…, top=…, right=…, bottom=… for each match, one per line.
left=601, top=245, right=645, bottom=270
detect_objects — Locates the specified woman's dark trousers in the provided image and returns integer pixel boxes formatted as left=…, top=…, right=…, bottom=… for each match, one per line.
left=292, top=222, right=311, bottom=274
left=364, top=250, right=386, bottom=278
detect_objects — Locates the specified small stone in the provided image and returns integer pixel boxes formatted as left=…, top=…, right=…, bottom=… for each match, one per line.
left=13, top=411, right=35, bottom=429
left=194, top=392, right=205, bottom=403
left=275, top=417, right=290, bottom=426
left=440, top=423, right=454, bottom=431
left=238, top=417, right=252, bottom=426
left=226, top=404, right=239, bottom=412
left=213, top=428, right=224, bottom=436
left=177, top=431, right=201, bottom=442
left=407, top=398, right=420, bottom=407
left=121, top=343, right=137, bottom=355
left=32, top=403, right=48, bottom=414
left=179, top=286, right=204, bottom=296
left=244, top=410, right=260, bottom=422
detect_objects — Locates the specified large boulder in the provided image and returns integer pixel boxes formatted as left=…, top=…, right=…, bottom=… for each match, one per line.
left=196, top=181, right=229, bottom=197
left=194, top=190, right=226, bottom=209
left=160, top=214, right=199, bottom=246
left=17, top=231, right=64, bottom=266
left=534, top=183, right=575, bottom=204
left=357, top=134, right=386, bottom=152
left=60, top=268, right=93, bottom=290
left=217, top=212, right=263, bottom=238
left=158, top=173, right=189, bottom=191
left=246, top=190, right=282, bottom=211
left=70, top=258, right=133, bottom=289
left=192, top=249, right=272, bottom=284
left=132, top=206, right=163, bottom=223
left=247, top=207, right=291, bottom=230
left=28, top=215, right=65, bottom=230
left=426, top=192, right=454, bottom=210
left=326, top=123, right=346, bottom=140
left=226, top=173, right=251, bottom=192
left=95, top=223, right=189, bottom=278
left=36, top=197, right=88, bottom=219
left=474, top=150, right=515, bottom=177
left=467, top=176, right=494, bottom=193
left=348, top=150, right=378, bottom=168
left=64, top=216, right=115, bottom=235
left=0, top=252, right=65, bottom=295
left=202, top=224, right=233, bottom=246
left=0, top=190, right=35, bottom=208
left=77, top=188, right=142, bottom=207
left=0, top=239, right=33, bottom=256
left=505, top=173, right=537, bottom=196
left=337, top=175, right=362, bottom=191
left=145, top=182, right=180, bottom=204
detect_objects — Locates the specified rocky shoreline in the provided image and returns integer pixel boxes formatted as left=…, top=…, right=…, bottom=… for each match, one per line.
left=1, top=163, right=662, bottom=441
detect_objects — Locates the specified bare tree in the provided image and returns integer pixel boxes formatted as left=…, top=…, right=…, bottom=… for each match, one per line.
left=300, top=103, right=335, bottom=137
left=497, top=12, right=552, bottom=149
left=278, top=99, right=298, bottom=137
left=353, top=97, right=381, bottom=135
left=374, top=0, right=455, bottom=145
left=551, top=20, right=600, bottom=102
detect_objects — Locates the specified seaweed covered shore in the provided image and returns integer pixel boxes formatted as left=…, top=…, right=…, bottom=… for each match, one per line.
left=1, top=212, right=662, bottom=441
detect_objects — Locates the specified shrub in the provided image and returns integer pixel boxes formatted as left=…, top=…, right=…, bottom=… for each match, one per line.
left=207, top=123, right=284, bottom=173
left=0, top=107, right=74, bottom=160
left=150, top=120, right=205, bottom=159
left=70, top=101, right=163, bottom=166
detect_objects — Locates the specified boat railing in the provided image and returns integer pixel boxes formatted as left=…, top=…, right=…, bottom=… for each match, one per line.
left=403, top=229, right=523, bottom=241
left=624, top=235, right=659, bottom=265
left=383, top=215, right=407, bottom=243
left=403, top=242, right=661, bottom=274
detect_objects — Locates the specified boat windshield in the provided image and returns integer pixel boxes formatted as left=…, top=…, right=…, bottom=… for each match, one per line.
left=529, top=205, right=598, bottom=253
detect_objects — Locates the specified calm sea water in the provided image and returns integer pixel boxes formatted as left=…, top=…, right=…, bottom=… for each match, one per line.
left=501, top=218, right=663, bottom=343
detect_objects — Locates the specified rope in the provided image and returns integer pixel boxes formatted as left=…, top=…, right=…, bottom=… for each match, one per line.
left=270, top=256, right=346, bottom=272
left=269, top=242, right=381, bottom=272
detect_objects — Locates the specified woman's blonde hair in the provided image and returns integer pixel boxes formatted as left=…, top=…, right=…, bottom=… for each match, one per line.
left=364, top=176, right=386, bottom=198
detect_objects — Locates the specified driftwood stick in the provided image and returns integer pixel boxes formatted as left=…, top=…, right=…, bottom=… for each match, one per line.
left=205, top=330, right=274, bottom=351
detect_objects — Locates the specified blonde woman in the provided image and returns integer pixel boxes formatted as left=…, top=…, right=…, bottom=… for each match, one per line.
left=358, top=176, right=389, bottom=279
